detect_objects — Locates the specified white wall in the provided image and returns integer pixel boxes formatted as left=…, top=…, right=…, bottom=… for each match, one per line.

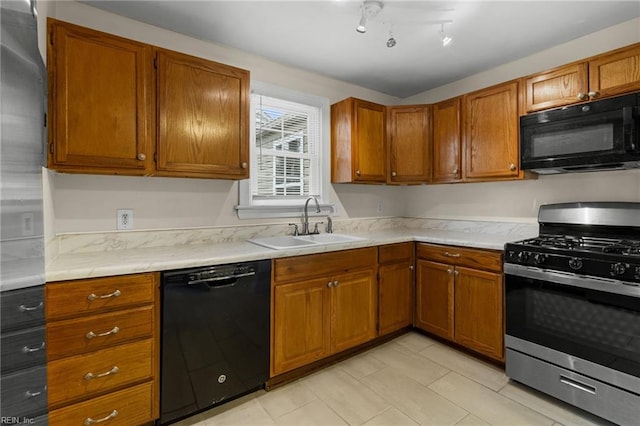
left=43, top=1, right=404, bottom=234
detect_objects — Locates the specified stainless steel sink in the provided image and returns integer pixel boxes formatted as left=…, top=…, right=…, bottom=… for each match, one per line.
left=247, top=233, right=367, bottom=250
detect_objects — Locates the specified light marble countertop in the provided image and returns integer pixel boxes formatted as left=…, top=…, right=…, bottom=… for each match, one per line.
left=46, top=227, right=536, bottom=282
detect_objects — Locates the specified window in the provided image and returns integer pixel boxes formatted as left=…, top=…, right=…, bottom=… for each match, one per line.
left=237, top=82, right=332, bottom=219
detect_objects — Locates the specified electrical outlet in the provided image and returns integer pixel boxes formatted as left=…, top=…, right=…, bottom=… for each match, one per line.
left=376, top=201, right=383, bottom=213
left=116, top=209, right=134, bottom=230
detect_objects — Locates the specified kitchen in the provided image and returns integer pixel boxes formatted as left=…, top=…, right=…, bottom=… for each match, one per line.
left=1, top=0, right=640, bottom=425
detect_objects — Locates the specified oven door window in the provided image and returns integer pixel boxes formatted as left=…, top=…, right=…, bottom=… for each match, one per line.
left=505, top=274, right=640, bottom=379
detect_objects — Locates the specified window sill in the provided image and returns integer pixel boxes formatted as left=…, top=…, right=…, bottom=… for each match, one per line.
left=235, top=203, right=335, bottom=220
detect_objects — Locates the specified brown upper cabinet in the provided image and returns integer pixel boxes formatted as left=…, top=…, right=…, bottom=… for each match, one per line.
left=387, top=105, right=431, bottom=183
left=524, top=43, right=640, bottom=113
left=432, top=97, right=462, bottom=183
left=47, top=19, right=249, bottom=179
left=331, top=98, right=387, bottom=183
left=464, top=80, right=521, bottom=181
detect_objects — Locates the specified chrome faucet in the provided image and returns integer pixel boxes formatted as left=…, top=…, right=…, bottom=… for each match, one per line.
left=302, top=196, right=321, bottom=235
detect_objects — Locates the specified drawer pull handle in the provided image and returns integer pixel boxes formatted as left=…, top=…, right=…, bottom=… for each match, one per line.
left=19, top=302, right=43, bottom=312
left=22, top=342, right=45, bottom=353
left=559, top=375, right=597, bottom=395
left=84, top=366, right=119, bottom=381
left=87, top=289, right=121, bottom=301
left=86, top=326, right=120, bottom=340
left=24, top=387, right=46, bottom=398
left=84, top=410, right=118, bottom=425
left=444, top=252, right=461, bottom=258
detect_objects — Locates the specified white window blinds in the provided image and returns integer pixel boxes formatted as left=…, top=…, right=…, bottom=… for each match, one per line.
left=251, top=94, right=321, bottom=203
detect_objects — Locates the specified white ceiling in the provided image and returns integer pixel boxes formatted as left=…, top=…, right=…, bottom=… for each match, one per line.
left=83, top=1, right=640, bottom=98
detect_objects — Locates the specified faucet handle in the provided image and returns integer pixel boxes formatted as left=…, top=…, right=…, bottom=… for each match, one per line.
left=326, top=216, right=333, bottom=234
left=313, top=222, right=324, bottom=234
left=288, top=223, right=299, bottom=236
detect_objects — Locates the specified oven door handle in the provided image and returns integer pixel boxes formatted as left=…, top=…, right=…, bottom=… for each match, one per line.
left=504, top=263, right=640, bottom=299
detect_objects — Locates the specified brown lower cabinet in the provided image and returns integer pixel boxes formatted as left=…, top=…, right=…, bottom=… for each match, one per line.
left=378, top=243, right=414, bottom=335
left=271, top=247, right=378, bottom=376
left=415, top=243, right=504, bottom=361
left=46, top=273, right=159, bottom=425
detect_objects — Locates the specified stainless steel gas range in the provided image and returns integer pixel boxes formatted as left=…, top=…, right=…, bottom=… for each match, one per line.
left=504, top=202, right=640, bottom=425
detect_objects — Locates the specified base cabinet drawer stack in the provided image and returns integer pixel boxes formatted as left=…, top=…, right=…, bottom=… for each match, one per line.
left=415, top=243, right=504, bottom=361
left=46, top=273, right=159, bottom=425
left=0, top=285, right=48, bottom=424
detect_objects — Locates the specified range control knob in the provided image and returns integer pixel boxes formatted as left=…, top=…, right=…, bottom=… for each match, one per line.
left=610, top=263, right=627, bottom=277
left=517, top=251, right=531, bottom=263
left=533, top=253, right=548, bottom=265
left=568, top=257, right=583, bottom=270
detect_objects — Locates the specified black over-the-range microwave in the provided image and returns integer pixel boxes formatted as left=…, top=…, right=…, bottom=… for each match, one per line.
left=520, top=92, right=640, bottom=174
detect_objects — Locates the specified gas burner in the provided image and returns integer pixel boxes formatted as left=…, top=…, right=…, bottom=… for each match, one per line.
left=524, top=235, right=584, bottom=249
left=602, top=240, right=640, bottom=256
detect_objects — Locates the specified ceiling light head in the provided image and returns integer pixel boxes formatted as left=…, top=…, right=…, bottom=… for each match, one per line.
left=440, top=23, right=452, bottom=47
left=356, top=1, right=383, bottom=33
left=356, top=13, right=367, bottom=33
left=386, top=36, right=396, bottom=48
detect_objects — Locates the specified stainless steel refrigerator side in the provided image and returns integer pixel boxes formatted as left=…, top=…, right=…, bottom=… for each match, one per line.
left=1, top=1, right=48, bottom=423
left=0, top=0, right=46, bottom=291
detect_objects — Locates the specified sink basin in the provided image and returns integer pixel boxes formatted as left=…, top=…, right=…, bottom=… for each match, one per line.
left=248, top=233, right=367, bottom=250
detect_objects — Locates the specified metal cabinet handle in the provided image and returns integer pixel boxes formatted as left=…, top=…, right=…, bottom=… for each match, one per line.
left=409, top=265, right=414, bottom=271
left=86, top=326, right=120, bottom=340
left=444, top=252, right=461, bottom=258
left=588, top=91, right=600, bottom=99
left=84, top=410, right=118, bottom=425
left=454, top=270, right=459, bottom=276
left=25, top=387, right=46, bottom=398
left=84, top=366, right=119, bottom=381
left=137, top=153, right=146, bottom=161
left=509, top=163, right=517, bottom=172
left=355, top=170, right=361, bottom=176
left=241, top=162, right=248, bottom=169
left=22, top=342, right=45, bottom=353
left=452, top=168, right=459, bottom=174
left=391, top=171, right=397, bottom=177
left=447, top=268, right=453, bottom=274
left=19, top=302, right=43, bottom=312
left=577, top=92, right=588, bottom=100
left=87, top=289, right=121, bottom=301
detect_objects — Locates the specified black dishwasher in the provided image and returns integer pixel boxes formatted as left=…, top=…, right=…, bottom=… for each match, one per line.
left=160, top=260, right=270, bottom=425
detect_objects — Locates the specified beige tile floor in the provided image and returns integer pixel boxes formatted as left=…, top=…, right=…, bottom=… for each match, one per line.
left=174, top=332, right=613, bottom=426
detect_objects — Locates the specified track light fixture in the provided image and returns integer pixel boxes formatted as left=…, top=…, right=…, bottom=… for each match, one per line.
left=355, top=0, right=383, bottom=34
left=440, top=23, right=452, bottom=47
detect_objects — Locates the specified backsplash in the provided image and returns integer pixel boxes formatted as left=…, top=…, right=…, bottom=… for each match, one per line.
left=48, top=216, right=536, bottom=261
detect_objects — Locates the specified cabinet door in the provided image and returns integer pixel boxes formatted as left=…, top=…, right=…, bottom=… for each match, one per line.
left=354, top=100, right=387, bottom=182
left=379, top=261, right=414, bottom=335
left=156, top=49, right=249, bottom=179
left=331, top=270, right=377, bottom=353
left=272, top=278, right=331, bottom=376
left=48, top=20, right=154, bottom=175
left=464, top=81, right=520, bottom=180
left=589, top=44, right=640, bottom=99
left=415, top=260, right=454, bottom=340
left=387, top=106, right=431, bottom=183
left=454, top=267, right=504, bottom=361
left=432, top=98, right=462, bottom=183
left=525, top=63, right=589, bottom=112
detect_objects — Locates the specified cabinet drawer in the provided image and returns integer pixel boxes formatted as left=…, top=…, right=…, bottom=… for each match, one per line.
left=48, top=339, right=153, bottom=407
left=0, top=365, right=48, bottom=418
left=379, top=242, right=414, bottom=264
left=46, top=273, right=155, bottom=320
left=274, top=247, right=377, bottom=283
left=49, top=381, right=153, bottom=426
left=1, top=285, right=45, bottom=331
left=417, top=243, right=502, bottom=272
left=1, top=326, right=46, bottom=373
left=47, top=305, right=153, bottom=360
